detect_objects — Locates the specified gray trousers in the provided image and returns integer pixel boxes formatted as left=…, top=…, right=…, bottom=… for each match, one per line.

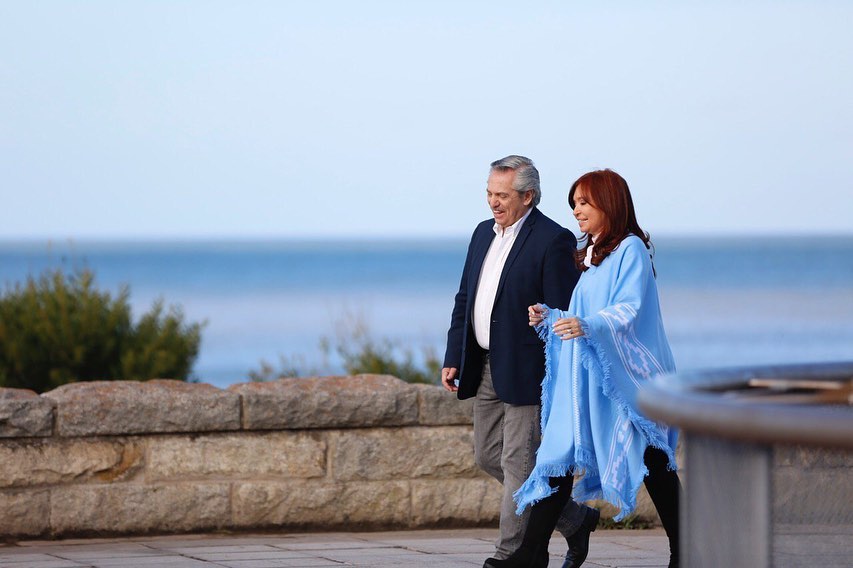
left=474, top=358, right=589, bottom=559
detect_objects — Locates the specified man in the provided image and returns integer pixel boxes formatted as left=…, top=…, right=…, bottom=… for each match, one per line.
left=442, top=155, right=599, bottom=568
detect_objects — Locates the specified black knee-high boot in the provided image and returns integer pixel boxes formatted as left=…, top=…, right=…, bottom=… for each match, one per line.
left=484, top=476, right=573, bottom=568
left=643, top=447, right=682, bottom=568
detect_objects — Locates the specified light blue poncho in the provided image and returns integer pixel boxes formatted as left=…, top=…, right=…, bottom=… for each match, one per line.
left=514, top=235, right=678, bottom=521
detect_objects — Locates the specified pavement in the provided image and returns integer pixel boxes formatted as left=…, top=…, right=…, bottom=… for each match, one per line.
left=0, top=528, right=673, bottom=568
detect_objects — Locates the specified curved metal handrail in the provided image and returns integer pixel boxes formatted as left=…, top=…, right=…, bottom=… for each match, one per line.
left=638, top=361, right=853, bottom=449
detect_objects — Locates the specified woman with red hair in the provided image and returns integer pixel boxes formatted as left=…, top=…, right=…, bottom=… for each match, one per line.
left=486, top=170, right=681, bottom=568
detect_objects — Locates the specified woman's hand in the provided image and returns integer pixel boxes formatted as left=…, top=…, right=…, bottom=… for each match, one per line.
left=528, top=304, right=548, bottom=326
left=553, top=316, right=584, bottom=340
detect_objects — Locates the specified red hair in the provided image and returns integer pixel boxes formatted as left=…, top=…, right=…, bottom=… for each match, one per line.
left=568, top=169, right=651, bottom=271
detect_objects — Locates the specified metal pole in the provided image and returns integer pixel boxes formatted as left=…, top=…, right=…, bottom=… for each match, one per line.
left=683, top=435, right=772, bottom=567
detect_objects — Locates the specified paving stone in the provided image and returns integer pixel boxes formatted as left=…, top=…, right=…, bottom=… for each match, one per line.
left=90, top=560, right=213, bottom=568
left=146, top=538, right=298, bottom=550
left=157, top=545, right=279, bottom=555
left=184, top=550, right=317, bottom=561
left=0, top=529, right=687, bottom=568
left=0, top=560, right=93, bottom=568
left=0, top=553, right=65, bottom=562
left=214, top=561, right=346, bottom=568
left=50, top=548, right=172, bottom=561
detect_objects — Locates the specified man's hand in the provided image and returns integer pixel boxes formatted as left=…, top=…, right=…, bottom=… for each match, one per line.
left=528, top=303, right=547, bottom=326
left=441, top=367, right=458, bottom=392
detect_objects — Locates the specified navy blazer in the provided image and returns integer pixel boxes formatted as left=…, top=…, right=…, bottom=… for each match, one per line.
left=443, top=207, right=580, bottom=405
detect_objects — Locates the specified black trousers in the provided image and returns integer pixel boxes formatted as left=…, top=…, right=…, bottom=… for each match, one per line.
left=642, top=447, right=681, bottom=550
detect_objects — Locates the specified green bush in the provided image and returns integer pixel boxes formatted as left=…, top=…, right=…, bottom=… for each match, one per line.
left=333, top=323, right=441, bottom=385
left=0, top=268, right=203, bottom=393
left=250, top=316, right=440, bottom=385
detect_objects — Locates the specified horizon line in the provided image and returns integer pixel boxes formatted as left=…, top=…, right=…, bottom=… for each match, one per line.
left=1, top=231, right=852, bottom=245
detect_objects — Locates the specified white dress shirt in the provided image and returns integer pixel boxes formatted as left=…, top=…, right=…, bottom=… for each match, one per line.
left=472, top=207, right=533, bottom=350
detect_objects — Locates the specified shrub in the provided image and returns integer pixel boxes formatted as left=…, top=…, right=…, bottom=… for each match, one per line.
left=0, top=268, right=203, bottom=393
left=250, top=316, right=441, bottom=385
left=332, top=319, right=441, bottom=385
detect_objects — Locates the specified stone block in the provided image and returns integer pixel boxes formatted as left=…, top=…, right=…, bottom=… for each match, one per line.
left=0, top=388, right=54, bottom=437
left=44, top=380, right=240, bottom=436
left=410, top=478, right=501, bottom=525
left=330, top=426, right=479, bottom=481
left=0, top=438, right=142, bottom=488
left=147, top=432, right=326, bottom=481
left=773, top=468, right=853, bottom=524
left=232, top=480, right=410, bottom=529
left=414, top=384, right=474, bottom=426
left=0, top=489, right=50, bottom=536
left=230, top=374, right=419, bottom=430
left=774, top=444, right=853, bottom=468
left=51, top=483, right=230, bottom=535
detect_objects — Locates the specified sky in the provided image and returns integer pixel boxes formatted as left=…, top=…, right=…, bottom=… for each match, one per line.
left=2, top=1, right=851, bottom=240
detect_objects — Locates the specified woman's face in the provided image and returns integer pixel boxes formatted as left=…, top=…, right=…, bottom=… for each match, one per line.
left=572, top=186, right=606, bottom=238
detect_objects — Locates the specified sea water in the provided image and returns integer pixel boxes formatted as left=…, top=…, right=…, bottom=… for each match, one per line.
left=1, top=236, right=851, bottom=388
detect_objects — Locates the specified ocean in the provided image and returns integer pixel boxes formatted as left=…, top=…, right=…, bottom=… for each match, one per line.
left=2, top=236, right=852, bottom=389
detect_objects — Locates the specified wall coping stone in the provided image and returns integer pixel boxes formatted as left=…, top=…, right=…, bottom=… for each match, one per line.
left=0, top=375, right=473, bottom=438
left=0, top=388, right=55, bottom=438
left=414, top=383, right=474, bottom=426
left=229, top=374, right=422, bottom=430
left=43, top=379, right=241, bottom=436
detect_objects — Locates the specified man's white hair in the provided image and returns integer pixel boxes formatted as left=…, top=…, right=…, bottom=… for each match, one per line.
left=489, top=155, right=541, bottom=206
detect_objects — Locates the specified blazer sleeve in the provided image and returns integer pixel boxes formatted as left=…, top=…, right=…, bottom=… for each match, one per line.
left=443, top=228, right=478, bottom=369
left=541, top=228, right=579, bottom=311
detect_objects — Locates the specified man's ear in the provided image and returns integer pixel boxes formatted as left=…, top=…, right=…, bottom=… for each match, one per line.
left=524, top=190, right=534, bottom=206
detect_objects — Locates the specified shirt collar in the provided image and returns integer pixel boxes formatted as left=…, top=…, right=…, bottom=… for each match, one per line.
left=493, top=207, right=533, bottom=237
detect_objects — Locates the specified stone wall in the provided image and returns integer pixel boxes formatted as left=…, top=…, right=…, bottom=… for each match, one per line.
left=0, top=375, right=494, bottom=539
left=0, top=375, right=670, bottom=539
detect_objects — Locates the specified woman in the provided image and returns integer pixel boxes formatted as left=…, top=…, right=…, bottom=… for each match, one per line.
left=488, top=169, right=681, bottom=568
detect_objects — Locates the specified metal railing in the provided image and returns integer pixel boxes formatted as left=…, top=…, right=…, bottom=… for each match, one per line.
left=638, top=361, right=853, bottom=568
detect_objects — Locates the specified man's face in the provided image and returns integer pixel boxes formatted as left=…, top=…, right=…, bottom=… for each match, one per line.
left=486, top=169, right=533, bottom=229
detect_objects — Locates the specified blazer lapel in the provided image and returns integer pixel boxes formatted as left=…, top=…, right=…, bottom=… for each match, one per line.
left=467, top=224, right=494, bottom=311
left=495, top=208, right=538, bottom=301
